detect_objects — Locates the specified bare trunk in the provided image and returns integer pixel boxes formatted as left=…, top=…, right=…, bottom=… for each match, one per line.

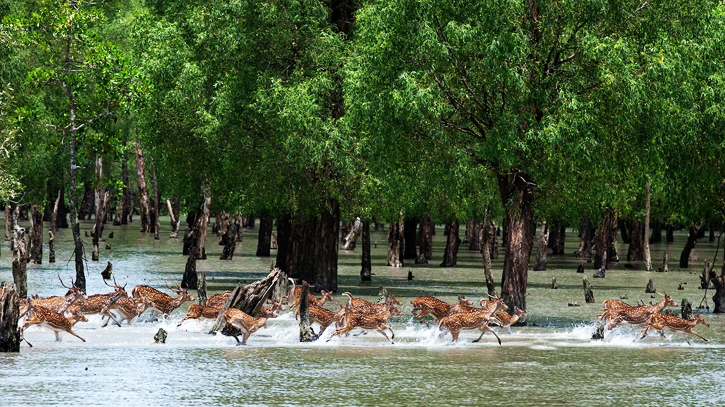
left=48, top=190, right=61, bottom=263
left=152, top=164, right=160, bottom=240
left=481, top=203, right=497, bottom=297
left=199, top=196, right=210, bottom=260
left=68, top=107, right=85, bottom=293
left=340, top=220, right=350, bottom=243
left=256, top=217, right=273, bottom=257
left=627, top=221, right=645, bottom=261
left=666, top=226, right=674, bottom=243
left=220, top=214, right=240, bottom=260
left=0, top=284, right=21, bottom=352
left=181, top=209, right=203, bottom=289
left=386, top=220, right=403, bottom=267
left=440, top=219, right=461, bottom=267
left=197, top=272, right=207, bottom=306
left=341, top=218, right=362, bottom=251
left=166, top=198, right=180, bottom=238
left=533, top=221, right=549, bottom=271
left=709, top=222, right=716, bottom=242
left=135, top=140, right=150, bottom=233
left=416, top=216, right=433, bottom=263
left=402, top=217, right=418, bottom=259
left=650, top=222, right=662, bottom=243
left=679, top=224, right=700, bottom=268
left=488, top=220, right=499, bottom=259
left=574, top=218, right=595, bottom=259
left=594, top=213, right=616, bottom=269
left=299, top=281, right=312, bottom=342
left=619, top=219, right=631, bottom=244
left=78, top=180, right=94, bottom=220
left=91, top=188, right=109, bottom=262
left=29, top=204, right=43, bottom=264
left=244, top=217, right=256, bottom=229
left=644, top=181, right=652, bottom=271
left=361, top=221, right=372, bottom=282
left=92, top=155, right=103, bottom=261
left=548, top=223, right=566, bottom=255
left=113, top=158, right=129, bottom=225
left=274, top=213, right=292, bottom=271
left=498, top=173, right=535, bottom=313
left=4, top=206, right=9, bottom=241
left=11, top=217, right=28, bottom=299
left=468, top=221, right=482, bottom=251
left=710, top=252, right=725, bottom=313
left=315, top=199, right=340, bottom=292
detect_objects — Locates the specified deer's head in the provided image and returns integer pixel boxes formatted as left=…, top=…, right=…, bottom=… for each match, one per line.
left=694, top=314, right=709, bottom=327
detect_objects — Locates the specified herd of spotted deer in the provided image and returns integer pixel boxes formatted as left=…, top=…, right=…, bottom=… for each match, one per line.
left=7, top=276, right=711, bottom=346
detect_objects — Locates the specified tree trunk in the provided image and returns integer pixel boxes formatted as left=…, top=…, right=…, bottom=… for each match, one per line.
left=548, top=223, right=566, bottom=255
left=113, top=158, right=129, bottom=225
left=48, top=190, right=60, bottom=263
left=488, top=220, right=499, bottom=259
left=440, top=219, right=461, bottom=267
left=0, top=284, right=21, bottom=353
left=181, top=210, right=203, bottom=289
left=244, top=217, right=255, bottom=229
left=135, top=140, right=151, bottom=233
left=710, top=253, right=725, bottom=313
left=619, top=219, right=631, bottom=244
left=11, top=218, right=28, bottom=298
left=315, top=199, right=340, bottom=292
left=386, top=220, right=403, bottom=267
left=594, top=213, right=616, bottom=269
left=650, top=222, right=662, bottom=243
left=342, top=218, right=362, bottom=251
left=299, top=281, right=312, bottom=342
left=644, top=181, right=652, bottom=271
left=78, top=180, right=94, bottom=220
left=468, top=221, right=482, bottom=251
left=4, top=206, right=9, bottom=241
left=152, top=164, right=160, bottom=240
left=256, top=218, right=273, bottom=257
left=361, top=221, right=372, bottom=282
left=666, top=226, right=674, bottom=242
left=533, top=221, right=549, bottom=271
left=498, top=173, right=535, bottom=313
left=28, top=204, right=43, bottom=264
left=574, top=218, right=595, bottom=259
left=481, top=203, right=497, bottom=297
left=167, top=198, right=180, bottom=238
left=275, top=213, right=292, bottom=271
left=220, top=214, right=240, bottom=260
left=709, top=222, right=716, bottom=242
left=197, top=272, right=207, bottom=306
left=627, top=221, right=645, bottom=261
left=199, top=196, right=210, bottom=260
left=340, top=220, right=350, bottom=244
left=91, top=188, right=109, bottom=262
left=416, top=216, right=433, bottom=263
left=679, top=224, right=700, bottom=268
left=92, top=155, right=104, bottom=261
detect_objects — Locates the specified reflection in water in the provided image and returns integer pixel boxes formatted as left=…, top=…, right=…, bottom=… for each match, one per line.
left=1, top=219, right=724, bottom=405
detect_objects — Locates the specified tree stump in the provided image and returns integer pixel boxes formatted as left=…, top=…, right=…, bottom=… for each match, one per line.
left=645, top=278, right=656, bottom=294
left=576, top=264, right=585, bottom=273
left=681, top=298, right=693, bottom=320
left=0, top=283, right=21, bottom=352
left=197, top=272, right=208, bottom=306
left=299, top=282, right=311, bottom=342
left=551, top=277, right=558, bottom=289
left=583, top=277, right=595, bottom=303
left=656, top=252, right=668, bottom=273
left=11, top=224, right=28, bottom=298
left=378, top=286, right=388, bottom=303
left=154, top=328, right=167, bottom=344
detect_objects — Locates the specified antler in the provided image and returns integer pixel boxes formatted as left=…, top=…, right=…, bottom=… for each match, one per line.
left=483, top=291, right=500, bottom=300
left=58, top=274, right=73, bottom=290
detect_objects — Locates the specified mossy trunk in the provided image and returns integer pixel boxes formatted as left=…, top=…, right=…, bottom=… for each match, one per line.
left=574, top=218, right=595, bottom=259
left=199, top=196, right=210, bottom=260
left=135, top=140, right=151, bottom=233
left=386, top=220, right=403, bottom=267
left=220, top=214, right=240, bottom=260
left=679, top=224, right=700, bottom=268
left=4, top=206, right=9, bottom=241
left=468, top=221, right=482, bottom=251
left=256, top=217, right=273, bottom=257
left=0, top=284, right=21, bottom=352
left=533, top=221, right=549, bottom=271
left=78, top=180, right=94, bottom=220
left=440, top=219, right=461, bottom=267
left=29, top=204, right=43, bottom=264
left=583, top=277, right=595, bottom=303
left=416, top=216, right=433, bottom=263
left=361, top=221, right=372, bottom=282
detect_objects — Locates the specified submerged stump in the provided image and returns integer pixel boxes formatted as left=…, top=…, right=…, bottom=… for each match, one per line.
left=583, top=277, right=595, bottom=304
left=681, top=298, right=693, bottom=320
left=299, top=282, right=311, bottom=342
left=0, top=284, right=22, bottom=352
left=645, top=278, right=656, bottom=294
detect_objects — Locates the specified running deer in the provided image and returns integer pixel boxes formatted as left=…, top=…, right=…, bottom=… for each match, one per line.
left=438, top=298, right=508, bottom=344
left=306, top=303, right=348, bottom=338
left=411, top=295, right=473, bottom=327
left=491, top=306, right=528, bottom=334
left=287, top=286, right=334, bottom=310
left=67, top=277, right=129, bottom=326
left=21, top=275, right=86, bottom=315
left=23, top=304, right=88, bottom=342
left=638, top=313, right=710, bottom=345
left=221, top=302, right=280, bottom=345
left=105, top=297, right=147, bottom=326
left=131, top=282, right=194, bottom=318
left=604, top=292, right=677, bottom=331
left=341, top=292, right=374, bottom=308
left=596, top=299, right=632, bottom=322
left=327, top=304, right=397, bottom=344
left=178, top=302, right=228, bottom=326
left=205, top=291, right=232, bottom=309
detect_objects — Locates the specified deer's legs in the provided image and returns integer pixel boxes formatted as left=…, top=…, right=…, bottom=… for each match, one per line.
left=412, top=308, right=430, bottom=328
left=687, top=330, right=708, bottom=342
left=637, top=326, right=651, bottom=340
left=55, top=331, right=61, bottom=342
left=68, top=329, right=86, bottom=342
left=473, top=325, right=501, bottom=345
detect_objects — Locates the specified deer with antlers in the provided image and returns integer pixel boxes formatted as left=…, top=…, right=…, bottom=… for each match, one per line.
left=596, top=299, right=633, bottom=322
left=638, top=313, right=710, bottom=345
left=438, top=298, right=508, bottom=344
left=20, top=275, right=87, bottom=316
left=221, top=300, right=283, bottom=345
left=67, top=277, right=129, bottom=327
left=23, top=304, right=88, bottom=342
left=411, top=295, right=474, bottom=327
left=327, top=301, right=400, bottom=344
left=603, top=292, right=677, bottom=331
left=131, top=282, right=194, bottom=318
left=105, top=297, right=147, bottom=326
left=305, top=303, right=349, bottom=339
left=491, top=306, right=528, bottom=334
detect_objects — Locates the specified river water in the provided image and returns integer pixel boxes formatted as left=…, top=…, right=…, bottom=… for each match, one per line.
left=1, top=218, right=723, bottom=406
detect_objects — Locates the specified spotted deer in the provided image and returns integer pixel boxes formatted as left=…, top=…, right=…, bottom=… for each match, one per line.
left=221, top=302, right=280, bottom=345
left=131, top=283, right=194, bottom=318
left=596, top=299, right=633, bottom=322
left=287, top=287, right=334, bottom=310
left=411, top=295, right=473, bottom=327
left=67, top=285, right=128, bottom=327
left=438, top=298, right=508, bottom=344
left=491, top=306, right=528, bottom=334
left=306, top=303, right=348, bottom=338
left=205, top=291, right=232, bottom=309
left=105, top=297, right=147, bottom=326
left=23, top=304, right=88, bottom=342
left=21, top=275, right=87, bottom=315
left=638, top=313, right=709, bottom=345
left=341, top=292, right=374, bottom=308
left=327, top=304, right=397, bottom=344
left=604, top=292, right=677, bottom=331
